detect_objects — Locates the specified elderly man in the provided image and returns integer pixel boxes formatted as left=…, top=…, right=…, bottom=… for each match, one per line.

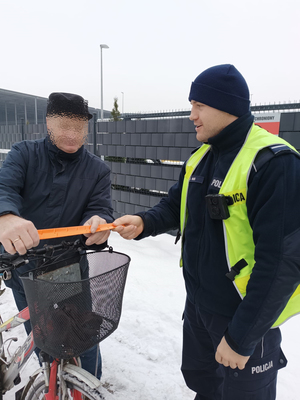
left=114, top=65, right=300, bottom=399
left=0, top=92, right=113, bottom=379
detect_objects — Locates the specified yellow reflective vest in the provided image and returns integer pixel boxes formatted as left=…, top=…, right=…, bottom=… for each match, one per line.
left=180, top=124, right=300, bottom=327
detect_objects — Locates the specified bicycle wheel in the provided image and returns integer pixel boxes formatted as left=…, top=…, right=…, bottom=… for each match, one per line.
left=24, top=371, right=105, bottom=400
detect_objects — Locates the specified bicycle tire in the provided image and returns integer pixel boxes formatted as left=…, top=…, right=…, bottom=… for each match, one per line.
left=24, top=371, right=105, bottom=400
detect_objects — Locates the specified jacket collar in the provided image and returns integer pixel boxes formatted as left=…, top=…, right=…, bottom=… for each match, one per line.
left=208, top=112, right=254, bottom=154
left=45, top=134, right=84, bottom=160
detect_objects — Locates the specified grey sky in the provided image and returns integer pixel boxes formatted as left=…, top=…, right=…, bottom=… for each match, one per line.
left=1, top=0, right=299, bottom=113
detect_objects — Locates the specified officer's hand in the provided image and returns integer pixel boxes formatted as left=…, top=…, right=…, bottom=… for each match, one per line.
left=215, top=336, right=250, bottom=370
left=0, top=214, right=40, bottom=255
left=84, top=215, right=110, bottom=246
left=113, top=215, right=144, bottom=240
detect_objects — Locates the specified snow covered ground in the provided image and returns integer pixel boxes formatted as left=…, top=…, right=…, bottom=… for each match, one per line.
left=1, top=231, right=300, bottom=399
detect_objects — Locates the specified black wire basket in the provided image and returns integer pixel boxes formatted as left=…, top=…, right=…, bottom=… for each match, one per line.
left=21, top=249, right=130, bottom=359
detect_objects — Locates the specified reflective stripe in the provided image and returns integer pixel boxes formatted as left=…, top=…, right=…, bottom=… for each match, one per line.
left=180, top=145, right=210, bottom=236
left=180, top=145, right=210, bottom=267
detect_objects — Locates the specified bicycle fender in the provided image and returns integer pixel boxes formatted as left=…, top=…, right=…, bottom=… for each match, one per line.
left=62, top=364, right=101, bottom=389
left=19, top=367, right=43, bottom=400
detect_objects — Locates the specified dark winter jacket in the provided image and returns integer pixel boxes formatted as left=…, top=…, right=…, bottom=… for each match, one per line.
left=136, top=111, right=300, bottom=355
left=0, top=135, right=114, bottom=290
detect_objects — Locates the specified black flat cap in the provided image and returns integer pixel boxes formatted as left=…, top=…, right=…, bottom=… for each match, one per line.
left=47, top=92, right=93, bottom=120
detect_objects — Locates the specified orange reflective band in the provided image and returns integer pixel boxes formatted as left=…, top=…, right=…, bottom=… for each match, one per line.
left=38, top=223, right=116, bottom=240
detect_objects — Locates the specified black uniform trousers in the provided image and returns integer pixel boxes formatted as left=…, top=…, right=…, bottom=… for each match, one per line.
left=181, top=298, right=287, bottom=400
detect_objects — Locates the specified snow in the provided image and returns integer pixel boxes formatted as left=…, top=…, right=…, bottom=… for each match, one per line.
left=1, top=231, right=300, bottom=399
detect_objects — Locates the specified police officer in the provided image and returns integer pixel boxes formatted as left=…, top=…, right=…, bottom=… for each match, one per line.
left=113, top=64, right=300, bottom=399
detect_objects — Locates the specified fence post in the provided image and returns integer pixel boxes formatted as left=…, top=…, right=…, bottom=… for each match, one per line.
left=93, top=113, right=97, bottom=155
left=21, top=118, right=25, bottom=141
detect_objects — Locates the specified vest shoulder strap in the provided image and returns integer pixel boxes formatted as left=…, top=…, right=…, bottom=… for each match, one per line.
left=253, top=147, right=274, bottom=171
left=253, top=143, right=300, bottom=173
left=268, top=144, right=299, bottom=155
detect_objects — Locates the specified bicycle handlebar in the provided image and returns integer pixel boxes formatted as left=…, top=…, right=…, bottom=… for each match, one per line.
left=0, top=239, right=84, bottom=273
left=0, top=222, right=117, bottom=273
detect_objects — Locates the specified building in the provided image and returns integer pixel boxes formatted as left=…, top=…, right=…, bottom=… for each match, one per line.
left=0, top=88, right=110, bottom=125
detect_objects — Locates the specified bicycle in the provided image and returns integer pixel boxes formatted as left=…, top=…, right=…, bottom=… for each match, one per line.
left=0, top=232, right=130, bottom=400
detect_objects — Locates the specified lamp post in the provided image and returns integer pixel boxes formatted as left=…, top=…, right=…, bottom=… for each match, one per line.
left=121, top=91, right=124, bottom=115
left=100, top=44, right=109, bottom=120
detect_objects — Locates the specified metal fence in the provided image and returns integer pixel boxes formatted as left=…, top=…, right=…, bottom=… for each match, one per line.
left=95, top=118, right=198, bottom=217
left=1, top=112, right=300, bottom=219
left=0, top=117, right=197, bottom=219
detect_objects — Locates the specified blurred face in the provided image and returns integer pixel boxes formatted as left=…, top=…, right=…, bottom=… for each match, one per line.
left=189, top=101, right=238, bottom=143
left=46, top=115, right=88, bottom=153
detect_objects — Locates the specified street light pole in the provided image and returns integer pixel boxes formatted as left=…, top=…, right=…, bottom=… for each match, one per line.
left=121, top=91, right=124, bottom=115
left=100, top=44, right=109, bottom=120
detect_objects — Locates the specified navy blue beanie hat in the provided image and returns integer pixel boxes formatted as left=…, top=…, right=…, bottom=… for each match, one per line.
left=188, top=64, right=250, bottom=117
